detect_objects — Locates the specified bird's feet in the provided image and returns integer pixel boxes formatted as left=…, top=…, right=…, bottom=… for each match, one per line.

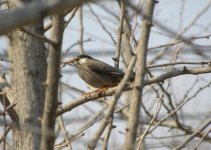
left=83, top=87, right=108, bottom=98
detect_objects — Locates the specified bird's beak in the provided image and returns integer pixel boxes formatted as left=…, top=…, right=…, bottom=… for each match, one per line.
left=60, top=59, right=73, bottom=69
left=63, top=60, right=73, bottom=65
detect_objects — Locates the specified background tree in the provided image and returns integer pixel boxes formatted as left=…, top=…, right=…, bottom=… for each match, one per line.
left=0, top=0, right=211, bottom=150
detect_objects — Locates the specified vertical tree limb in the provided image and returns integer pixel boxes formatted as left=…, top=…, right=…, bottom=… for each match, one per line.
left=79, top=6, right=85, bottom=54
left=114, top=0, right=125, bottom=68
left=41, top=14, right=64, bottom=150
left=123, top=0, right=156, bottom=149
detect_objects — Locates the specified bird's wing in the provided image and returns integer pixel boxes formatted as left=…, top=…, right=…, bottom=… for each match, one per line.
left=87, top=59, right=125, bottom=78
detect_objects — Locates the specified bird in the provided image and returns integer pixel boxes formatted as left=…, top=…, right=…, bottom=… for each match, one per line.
left=63, top=54, right=133, bottom=94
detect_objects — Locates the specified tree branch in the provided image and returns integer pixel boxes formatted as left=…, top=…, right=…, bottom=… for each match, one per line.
left=123, top=0, right=156, bottom=149
left=173, top=118, right=211, bottom=150
left=41, top=14, right=64, bottom=150
left=0, top=0, right=91, bottom=35
left=57, top=66, right=211, bottom=116
left=113, top=0, right=125, bottom=68
left=0, top=74, right=18, bottom=126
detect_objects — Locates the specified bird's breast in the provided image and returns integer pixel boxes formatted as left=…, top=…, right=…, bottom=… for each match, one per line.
left=77, top=69, right=108, bottom=88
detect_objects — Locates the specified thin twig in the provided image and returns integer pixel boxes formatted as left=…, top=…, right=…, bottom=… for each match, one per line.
left=58, top=116, right=72, bottom=150
left=0, top=124, right=11, bottom=144
left=78, top=6, right=85, bottom=54
left=87, top=3, right=116, bottom=45
left=178, top=1, right=211, bottom=35
left=64, top=6, right=79, bottom=29
left=148, top=81, right=211, bottom=135
left=62, top=38, right=93, bottom=59
left=173, top=118, right=211, bottom=150
left=194, top=129, right=211, bottom=150
left=102, top=117, right=114, bottom=150
left=20, top=27, right=56, bottom=45
left=148, top=34, right=211, bottom=51
left=130, top=0, right=142, bottom=48
left=113, top=0, right=125, bottom=68
left=54, top=133, right=85, bottom=149
left=136, top=93, right=164, bottom=149
left=148, top=61, right=211, bottom=68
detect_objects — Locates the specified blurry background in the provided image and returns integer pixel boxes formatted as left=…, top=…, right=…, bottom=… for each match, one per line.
left=0, top=0, right=211, bottom=149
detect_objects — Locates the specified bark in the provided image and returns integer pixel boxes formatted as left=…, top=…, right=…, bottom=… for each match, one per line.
left=121, top=17, right=134, bottom=66
left=41, top=14, right=64, bottom=150
left=9, top=24, right=47, bottom=149
left=0, top=0, right=90, bottom=35
left=123, top=0, right=156, bottom=149
left=8, top=1, right=47, bottom=150
left=0, top=74, right=18, bottom=125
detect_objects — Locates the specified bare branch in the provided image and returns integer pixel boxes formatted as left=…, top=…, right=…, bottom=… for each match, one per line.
left=113, top=0, right=125, bottom=68
left=87, top=3, right=116, bottom=45
left=78, top=6, right=85, bottom=54
left=57, top=66, right=211, bottom=116
left=173, top=118, right=211, bottom=150
left=148, top=61, right=211, bottom=68
left=41, top=14, right=64, bottom=150
left=137, top=93, right=164, bottom=149
left=0, top=75, right=18, bottom=126
left=102, top=117, right=114, bottom=150
left=148, top=34, right=211, bottom=50
left=0, top=0, right=91, bottom=35
left=20, top=27, right=57, bottom=45
left=124, top=0, right=155, bottom=149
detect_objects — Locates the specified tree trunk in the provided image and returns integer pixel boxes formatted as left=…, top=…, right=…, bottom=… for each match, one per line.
left=8, top=1, right=47, bottom=149
left=9, top=22, right=47, bottom=150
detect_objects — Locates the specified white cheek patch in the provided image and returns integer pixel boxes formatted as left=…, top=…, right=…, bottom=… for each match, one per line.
left=79, top=58, right=87, bottom=64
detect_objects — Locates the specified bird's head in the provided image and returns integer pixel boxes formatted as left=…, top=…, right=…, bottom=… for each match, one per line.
left=63, top=54, right=93, bottom=68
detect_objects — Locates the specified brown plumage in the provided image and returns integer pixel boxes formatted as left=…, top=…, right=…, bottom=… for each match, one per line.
left=65, top=54, right=133, bottom=89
